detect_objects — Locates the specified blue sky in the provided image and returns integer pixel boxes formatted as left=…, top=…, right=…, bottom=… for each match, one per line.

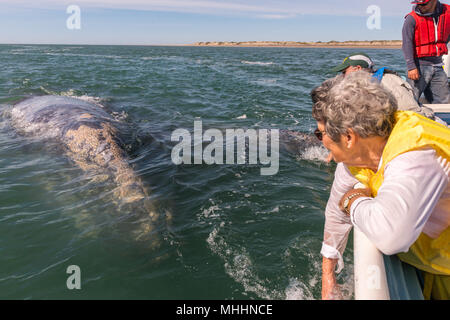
left=0, top=0, right=420, bottom=45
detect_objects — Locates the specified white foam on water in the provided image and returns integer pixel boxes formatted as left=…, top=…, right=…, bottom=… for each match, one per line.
left=281, top=237, right=324, bottom=300
left=284, top=274, right=354, bottom=300
left=269, top=206, right=279, bottom=213
left=141, top=56, right=190, bottom=63
left=285, top=278, right=315, bottom=300
left=200, top=198, right=280, bottom=299
left=284, top=241, right=354, bottom=300
left=207, top=226, right=278, bottom=299
left=201, top=199, right=341, bottom=300
left=241, top=60, right=275, bottom=66
left=201, top=204, right=221, bottom=219
left=44, top=52, right=124, bottom=59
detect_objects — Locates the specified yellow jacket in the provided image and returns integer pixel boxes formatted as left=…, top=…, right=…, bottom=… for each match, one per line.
left=349, top=111, right=450, bottom=277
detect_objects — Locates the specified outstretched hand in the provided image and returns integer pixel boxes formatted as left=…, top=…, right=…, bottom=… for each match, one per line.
left=322, top=257, right=342, bottom=300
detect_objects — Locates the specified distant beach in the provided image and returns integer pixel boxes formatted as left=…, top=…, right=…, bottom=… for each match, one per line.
left=193, top=40, right=402, bottom=49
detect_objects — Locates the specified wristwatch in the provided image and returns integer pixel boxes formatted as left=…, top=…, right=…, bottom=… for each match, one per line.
left=343, top=192, right=364, bottom=215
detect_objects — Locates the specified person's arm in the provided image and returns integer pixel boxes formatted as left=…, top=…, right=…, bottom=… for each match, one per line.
left=402, top=15, right=419, bottom=79
left=322, top=257, right=340, bottom=300
left=320, top=163, right=357, bottom=299
left=349, top=149, right=449, bottom=255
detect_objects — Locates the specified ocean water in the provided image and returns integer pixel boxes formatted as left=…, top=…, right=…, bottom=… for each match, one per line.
left=0, top=45, right=407, bottom=300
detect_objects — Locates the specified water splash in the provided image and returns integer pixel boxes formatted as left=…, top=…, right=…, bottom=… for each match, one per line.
left=297, top=145, right=329, bottom=162
left=241, top=60, right=275, bottom=66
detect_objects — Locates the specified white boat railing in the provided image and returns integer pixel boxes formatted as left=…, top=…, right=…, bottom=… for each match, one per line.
left=423, top=104, right=450, bottom=113
left=353, top=228, right=390, bottom=300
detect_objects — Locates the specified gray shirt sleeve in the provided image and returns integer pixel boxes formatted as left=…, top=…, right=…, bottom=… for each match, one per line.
left=402, top=14, right=418, bottom=71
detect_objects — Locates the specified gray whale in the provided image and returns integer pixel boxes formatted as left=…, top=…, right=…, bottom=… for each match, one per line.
left=10, top=95, right=161, bottom=246
left=279, top=129, right=327, bottom=161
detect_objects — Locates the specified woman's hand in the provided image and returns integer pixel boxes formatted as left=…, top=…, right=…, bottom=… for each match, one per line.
left=322, top=257, right=342, bottom=300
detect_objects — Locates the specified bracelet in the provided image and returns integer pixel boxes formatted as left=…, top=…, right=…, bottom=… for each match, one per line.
left=343, top=192, right=365, bottom=215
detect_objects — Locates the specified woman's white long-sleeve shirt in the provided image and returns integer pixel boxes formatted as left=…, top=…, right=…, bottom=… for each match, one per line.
left=320, top=148, right=450, bottom=273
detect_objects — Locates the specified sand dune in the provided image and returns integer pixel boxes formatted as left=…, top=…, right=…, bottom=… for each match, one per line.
left=193, top=40, right=402, bottom=49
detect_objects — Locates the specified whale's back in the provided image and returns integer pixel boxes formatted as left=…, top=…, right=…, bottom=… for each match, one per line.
left=11, top=95, right=115, bottom=139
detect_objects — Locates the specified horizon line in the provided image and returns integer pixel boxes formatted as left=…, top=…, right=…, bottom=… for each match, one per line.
left=0, top=40, right=402, bottom=46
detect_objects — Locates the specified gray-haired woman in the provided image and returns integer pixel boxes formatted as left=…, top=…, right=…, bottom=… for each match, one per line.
left=312, top=71, right=450, bottom=300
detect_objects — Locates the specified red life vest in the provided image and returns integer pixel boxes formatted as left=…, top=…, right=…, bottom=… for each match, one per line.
left=408, top=4, right=450, bottom=58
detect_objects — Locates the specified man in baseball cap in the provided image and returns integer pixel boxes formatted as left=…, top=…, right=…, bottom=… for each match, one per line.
left=331, top=53, right=375, bottom=74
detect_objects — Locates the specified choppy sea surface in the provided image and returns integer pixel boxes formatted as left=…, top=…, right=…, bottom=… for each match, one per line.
left=0, top=45, right=407, bottom=299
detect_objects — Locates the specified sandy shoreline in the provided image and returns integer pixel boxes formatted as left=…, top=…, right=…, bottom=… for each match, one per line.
left=192, top=41, right=402, bottom=49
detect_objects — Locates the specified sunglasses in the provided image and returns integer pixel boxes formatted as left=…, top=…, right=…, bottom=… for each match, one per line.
left=314, top=128, right=326, bottom=141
